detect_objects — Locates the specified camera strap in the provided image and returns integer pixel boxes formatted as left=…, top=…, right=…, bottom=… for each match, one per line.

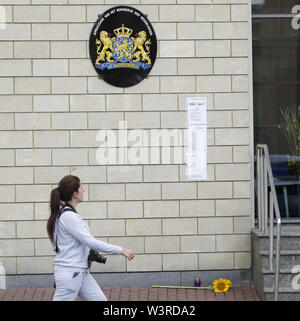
left=55, top=204, right=77, bottom=253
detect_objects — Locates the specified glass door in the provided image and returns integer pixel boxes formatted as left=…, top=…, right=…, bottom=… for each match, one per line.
left=252, top=0, right=300, bottom=219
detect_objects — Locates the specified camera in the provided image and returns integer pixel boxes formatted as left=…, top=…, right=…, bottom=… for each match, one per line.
left=88, top=249, right=107, bottom=264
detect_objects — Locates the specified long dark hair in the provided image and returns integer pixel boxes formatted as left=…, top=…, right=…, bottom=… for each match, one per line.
left=47, top=175, right=81, bottom=243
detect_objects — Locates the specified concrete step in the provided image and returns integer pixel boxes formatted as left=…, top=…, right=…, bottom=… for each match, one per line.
left=256, top=236, right=300, bottom=252
left=252, top=264, right=300, bottom=298
left=252, top=229, right=300, bottom=251
left=262, top=269, right=300, bottom=289
left=258, top=250, right=300, bottom=270
left=264, top=287, right=300, bottom=301
left=252, top=226, right=300, bottom=300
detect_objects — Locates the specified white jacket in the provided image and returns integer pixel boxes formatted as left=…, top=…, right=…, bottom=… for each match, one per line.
left=52, top=206, right=122, bottom=270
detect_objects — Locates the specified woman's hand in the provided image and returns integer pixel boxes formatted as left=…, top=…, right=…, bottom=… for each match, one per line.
left=122, top=248, right=135, bottom=261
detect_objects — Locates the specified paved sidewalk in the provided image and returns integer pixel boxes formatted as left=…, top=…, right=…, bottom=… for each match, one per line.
left=0, top=284, right=261, bottom=301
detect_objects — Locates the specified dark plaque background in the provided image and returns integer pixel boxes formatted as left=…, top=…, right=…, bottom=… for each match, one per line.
left=89, top=6, right=157, bottom=88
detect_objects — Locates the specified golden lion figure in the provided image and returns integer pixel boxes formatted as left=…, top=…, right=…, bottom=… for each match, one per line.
left=95, top=29, right=152, bottom=66
left=96, top=31, right=114, bottom=65
left=132, top=31, right=151, bottom=65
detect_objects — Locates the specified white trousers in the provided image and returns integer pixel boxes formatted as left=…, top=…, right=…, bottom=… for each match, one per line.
left=53, top=268, right=108, bottom=301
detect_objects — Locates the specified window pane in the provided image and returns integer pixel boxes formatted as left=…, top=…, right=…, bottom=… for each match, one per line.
left=252, top=0, right=300, bottom=14
left=253, top=17, right=300, bottom=218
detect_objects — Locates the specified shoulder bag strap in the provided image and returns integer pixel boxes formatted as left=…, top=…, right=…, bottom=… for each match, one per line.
left=55, top=205, right=77, bottom=253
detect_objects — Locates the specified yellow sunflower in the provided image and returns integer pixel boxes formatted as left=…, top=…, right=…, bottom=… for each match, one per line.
left=226, top=279, right=232, bottom=288
left=213, top=278, right=232, bottom=293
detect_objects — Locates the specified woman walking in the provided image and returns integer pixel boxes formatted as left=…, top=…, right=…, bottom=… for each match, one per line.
left=47, top=175, right=134, bottom=301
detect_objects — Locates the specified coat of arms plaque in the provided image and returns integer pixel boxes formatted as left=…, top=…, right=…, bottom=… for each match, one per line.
left=89, top=6, right=157, bottom=87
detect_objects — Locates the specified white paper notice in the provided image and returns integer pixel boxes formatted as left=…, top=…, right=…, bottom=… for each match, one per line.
left=186, top=97, right=207, bottom=180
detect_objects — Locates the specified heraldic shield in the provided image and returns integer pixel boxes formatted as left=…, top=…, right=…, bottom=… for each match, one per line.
left=89, top=6, right=157, bottom=87
left=112, top=37, right=134, bottom=63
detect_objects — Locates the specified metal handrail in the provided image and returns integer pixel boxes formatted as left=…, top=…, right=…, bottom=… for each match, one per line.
left=256, top=144, right=281, bottom=301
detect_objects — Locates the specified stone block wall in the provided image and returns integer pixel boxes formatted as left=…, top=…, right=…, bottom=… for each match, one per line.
left=0, top=0, right=253, bottom=276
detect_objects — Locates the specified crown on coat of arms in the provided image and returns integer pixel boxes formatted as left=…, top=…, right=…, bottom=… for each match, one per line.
left=114, top=24, right=133, bottom=38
